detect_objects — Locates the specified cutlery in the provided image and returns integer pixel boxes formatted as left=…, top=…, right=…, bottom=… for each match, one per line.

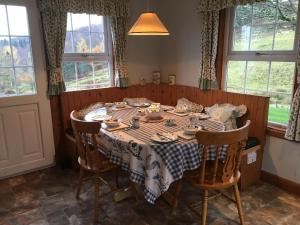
left=156, top=132, right=173, bottom=141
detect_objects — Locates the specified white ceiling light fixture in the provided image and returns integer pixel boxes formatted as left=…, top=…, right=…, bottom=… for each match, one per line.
left=128, top=1, right=169, bottom=36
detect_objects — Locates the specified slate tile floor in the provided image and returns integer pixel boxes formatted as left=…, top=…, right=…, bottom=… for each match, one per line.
left=0, top=167, right=299, bottom=225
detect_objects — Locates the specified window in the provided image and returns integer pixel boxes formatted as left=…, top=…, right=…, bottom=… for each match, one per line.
left=225, top=0, right=299, bottom=125
left=63, top=13, right=112, bottom=91
left=0, top=4, right=36, bottom=97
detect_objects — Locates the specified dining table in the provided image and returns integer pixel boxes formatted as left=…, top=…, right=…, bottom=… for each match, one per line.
left=85, top=105, right=226, bottom=204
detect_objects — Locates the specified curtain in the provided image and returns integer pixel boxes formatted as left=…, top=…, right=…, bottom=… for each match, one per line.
left=285, top=44, right=300, bottom=141
left=39, top=0, right=129, bottom=95
left=111, top=16, right=129, bottom=87
left=40, top=7, right=67, bottom=96
left=199, top=11, right=219, bottom=90
left=197, top=0, right=265, bottom=90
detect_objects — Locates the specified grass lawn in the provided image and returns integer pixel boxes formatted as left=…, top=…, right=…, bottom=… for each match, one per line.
left=268, top=106, right=289, bottom=125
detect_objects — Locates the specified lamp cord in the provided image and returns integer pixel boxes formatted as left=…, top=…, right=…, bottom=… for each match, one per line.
left=146, top=0, right=150, bottom=12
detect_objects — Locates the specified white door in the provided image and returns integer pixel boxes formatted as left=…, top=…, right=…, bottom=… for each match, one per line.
left=0, top=0, right=55, bottom=178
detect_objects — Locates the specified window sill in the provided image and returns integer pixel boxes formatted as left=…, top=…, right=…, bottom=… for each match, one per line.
left=267, top=125, right=286, bottom=139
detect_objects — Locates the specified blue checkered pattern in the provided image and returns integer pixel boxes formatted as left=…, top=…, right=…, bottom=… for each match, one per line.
left=151, top=142, right=227, bottom=180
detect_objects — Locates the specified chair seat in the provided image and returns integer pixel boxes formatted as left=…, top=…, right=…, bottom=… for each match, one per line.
left=78, top=151, right=118, bottom=173
left=184, top=162, right=241, bottom=190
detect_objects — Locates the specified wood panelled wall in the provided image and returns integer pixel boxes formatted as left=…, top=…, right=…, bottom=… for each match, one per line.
left=50, top=84, right=269, bottom=159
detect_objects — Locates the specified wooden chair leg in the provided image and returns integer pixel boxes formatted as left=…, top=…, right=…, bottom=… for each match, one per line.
left=201, top=190, right=209, bottom=225
left=233, top=183, right=245, bottom=225
left=130, top=181, right=139, bottom=203
left=172, top=180, right=182, bottom=212
left=76, top=167, right=84, bottom=199
left=93, top=177, right=101, bottom=224
left=115, top=168, right=120, bottom=189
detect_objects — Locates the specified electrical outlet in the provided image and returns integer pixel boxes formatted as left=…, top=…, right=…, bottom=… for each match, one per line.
left=247, top=152, right=257, bottom=165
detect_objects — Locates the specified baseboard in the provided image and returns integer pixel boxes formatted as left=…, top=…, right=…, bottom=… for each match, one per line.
left=261, top=170, right=300, bottom=196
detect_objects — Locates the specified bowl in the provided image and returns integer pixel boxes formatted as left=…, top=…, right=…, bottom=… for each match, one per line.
left=104, top=119, right=119, bottom=127
left=114, top=102, right=126, bottom=108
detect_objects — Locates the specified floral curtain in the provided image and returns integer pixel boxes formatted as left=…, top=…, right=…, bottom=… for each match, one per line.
left=111, top=16, right=129, bottom=87
left=198, top=11, right=219, bottom=90
left=40, top=6, right=67, bottom=95
left=285, top=46, right=300, bottom=141
left=39, top=0, right=129, bottom=95
left=197, top=0, right=265, bottom=90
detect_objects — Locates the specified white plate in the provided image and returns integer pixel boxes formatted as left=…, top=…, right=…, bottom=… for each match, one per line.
left=151, top=133, right=178, bottom=143
left=184, top=126, right=202, bottom=135
left=91, top=115, right=112, bottom=122
left=131, top=102, right=151, bottom=107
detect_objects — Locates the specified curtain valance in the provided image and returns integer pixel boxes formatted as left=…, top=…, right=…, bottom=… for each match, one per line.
left=39, top=0, right=129, bottom=17
left=39, top=0, right=129, bottom=95
left=197, top=0, right=265, bottom=12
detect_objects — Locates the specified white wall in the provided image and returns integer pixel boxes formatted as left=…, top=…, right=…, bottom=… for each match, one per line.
left=127, top=0, right=161, bottom=85
left=126, top=0, right=300, bottom=184
left=159, top=0, right=202, bottom=86
left=263, top=136, right=300, bottom=184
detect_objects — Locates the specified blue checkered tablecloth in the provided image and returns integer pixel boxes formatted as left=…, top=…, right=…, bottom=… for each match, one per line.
left=97, top=108, right=226, bottom=204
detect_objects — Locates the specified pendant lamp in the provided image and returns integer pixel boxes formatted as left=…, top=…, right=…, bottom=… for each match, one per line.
left=128, top=1, right=169, bottom=36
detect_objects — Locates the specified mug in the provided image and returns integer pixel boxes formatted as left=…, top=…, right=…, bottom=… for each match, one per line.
left=130, top=116, right=140, bottom=128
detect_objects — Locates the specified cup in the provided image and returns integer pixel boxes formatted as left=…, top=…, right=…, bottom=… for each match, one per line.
left=189, top=115, right=199, bottom=125
left=165, top=119, right=176, bottom=127
left=130, top=116, right=140, bottom=128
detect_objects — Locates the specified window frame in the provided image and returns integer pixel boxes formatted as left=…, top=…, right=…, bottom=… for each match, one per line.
left=222, top=1, right=300, bottom=132
left=221, top=2, right=300, bottom=128
left=63, top=13, right=114, bottom=91
left=0, top=2, right=37, bottom=98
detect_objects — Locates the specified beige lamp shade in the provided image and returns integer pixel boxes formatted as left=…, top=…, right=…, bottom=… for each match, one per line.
left=128, top=12, right=170, bottom=35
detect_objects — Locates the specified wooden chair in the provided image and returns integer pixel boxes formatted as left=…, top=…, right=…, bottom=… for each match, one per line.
left=174, top=120, right=251, bottom=225
left=70, top=110, right=119, bottom=223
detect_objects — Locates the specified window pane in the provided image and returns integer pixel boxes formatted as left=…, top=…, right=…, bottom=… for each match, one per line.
left=0, top=68, right=15, bottom=96
left=252, top=1, right=276, bottom=26
left=71, top=13, right=89, bottom=32
left=233, top=26, right=251, bottom=51
left=226, top=60, right=295, bottom=125
left=7, top=6, right=29, bottom=36
left=227, top=61, right=246, bottom=89
left=250, top=25, right=274, bottom=50
left=232, top=0, right=298, bottom=51
left=91, top=33, right=105, bottom=53
left=94, top=61, right=110, bottom=87
left=246, top=61, right=269, bottom=91
left=90, top=15, right=104, bottom=32
left=63, top=61, right=111, bottom=90
left=63, top=62, right=77, bottom=90
left=269, top=62, right=295, bottom=94
left=77, top=62, right=93, bottom=89
left=0, top=36, right=13, bottom=67
left=15, top=67, right=36, bottom=95
left=234, top=5, right=252, bottom=27
left=67, top=13, right=72, bottom=31
left=277, top=0, right=298, bottom=24
left=64, top=32, right=73, bottom=53
left=73, top=32, right=90, bottom=53
left=268, top=93, right=291, bottom=124
left=11, top=37, right=33, bottom=66
left=0, top=5, right=9, bottom=35
left=274, top=23, right=296, bottom=50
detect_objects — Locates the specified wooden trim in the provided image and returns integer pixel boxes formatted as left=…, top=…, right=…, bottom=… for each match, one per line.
left=266, top=126, right=286, bottom=139
left=261, top=170, right=300, bottom=196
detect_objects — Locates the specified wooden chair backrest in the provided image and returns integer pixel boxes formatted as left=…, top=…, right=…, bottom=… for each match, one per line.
left=70, top=110, right=101, bottom=169
left=195, top=120, right=251, bottom=185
